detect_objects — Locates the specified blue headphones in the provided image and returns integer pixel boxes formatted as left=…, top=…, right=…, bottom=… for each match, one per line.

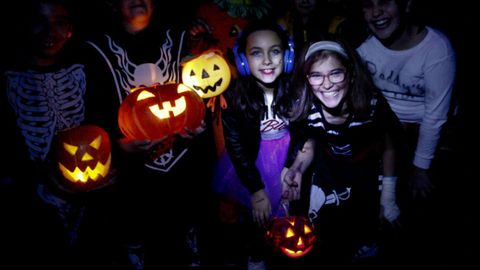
left=233, top=25, right=295, bottom=77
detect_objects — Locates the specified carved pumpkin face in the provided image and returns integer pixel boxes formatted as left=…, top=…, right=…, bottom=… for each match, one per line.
left=266, top=216, right=316, bottom=258
left=118, top=83, right=205, bottom=142
left=182, top=52, right=231, bottom=98
left=56, top=125, right=111, bottom=191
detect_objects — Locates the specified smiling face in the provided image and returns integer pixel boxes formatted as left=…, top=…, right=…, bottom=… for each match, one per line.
left=118, top=83, right=205, bottom=141
left=308, top=55, right=348, bottom=109
left=56, top=125, right=111, bottom=191
left=361, top=0, right=406, bottom=41
left=245, top=30, right=284, bottom=84
left=119, top=0, right=153, bottom=33
left=293, top=0, right=317, bottom=16
left=266, top=216, right=316, bottom=258
left=181, top=52, right=231, bottom=98
left=30, top=1, right=72, bottom=64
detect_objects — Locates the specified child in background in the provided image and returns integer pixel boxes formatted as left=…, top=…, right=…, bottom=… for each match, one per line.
left=357, top=0, right=457, bottom=267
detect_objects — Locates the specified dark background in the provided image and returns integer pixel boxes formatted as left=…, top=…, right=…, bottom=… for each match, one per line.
left=1, top=0, right=476, bottom=267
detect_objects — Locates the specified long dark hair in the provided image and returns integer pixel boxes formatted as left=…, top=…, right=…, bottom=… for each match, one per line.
left=290, top=37, right=379, bottom=121
left=227, top=19, right=295, bottom=120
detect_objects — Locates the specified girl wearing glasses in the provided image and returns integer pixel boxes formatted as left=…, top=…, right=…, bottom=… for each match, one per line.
left=283, top=39, right=404, bottom=268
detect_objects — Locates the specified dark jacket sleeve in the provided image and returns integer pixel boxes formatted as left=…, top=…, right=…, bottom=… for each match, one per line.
left=222, top=92, right=264, bottom=194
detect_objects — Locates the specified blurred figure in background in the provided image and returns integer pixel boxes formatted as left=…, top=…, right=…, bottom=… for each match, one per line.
left=357, top=0, right=456, bottom=267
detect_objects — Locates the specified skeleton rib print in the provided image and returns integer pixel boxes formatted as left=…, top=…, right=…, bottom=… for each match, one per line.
left=5, top=64, right=86, bottom=161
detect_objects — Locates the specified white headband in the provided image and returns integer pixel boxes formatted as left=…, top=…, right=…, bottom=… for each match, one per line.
left=305, top=41, right=348, bottom=60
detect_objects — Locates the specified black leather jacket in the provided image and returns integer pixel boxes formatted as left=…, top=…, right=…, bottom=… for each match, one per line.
left=222, top=93, right=264, bottom=195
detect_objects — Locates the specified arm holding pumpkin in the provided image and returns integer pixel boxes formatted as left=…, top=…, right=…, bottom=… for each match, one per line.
left=177, top=120, right=206, bottom=139
left=118, top=136, right=167, bottom=154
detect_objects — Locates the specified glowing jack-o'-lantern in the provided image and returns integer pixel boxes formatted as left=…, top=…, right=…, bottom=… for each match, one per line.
left=266, top=216, right=316, bottom=258
left=182, top=51, right=231, bottom=99
left=56, top=125, right=111, bottom=191
left=118, top=83, right=205, bottom=143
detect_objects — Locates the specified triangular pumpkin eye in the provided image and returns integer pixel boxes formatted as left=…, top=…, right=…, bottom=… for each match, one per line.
left=213, top=64, right=220, bottom=70
left=190, top=70, right=195, bottom=76
left=90, top=135, right=103, bottom=150
left=304, top=224, right=312, bottom=234
left=137, top=90, right=155, bottom=101
left=63, top=143, right=78, bottom=156
left=82, top=152, right=94, bottom=161
left=202, top=70, right=209, bottom=78
left=286, top=227, right=295, bottom=238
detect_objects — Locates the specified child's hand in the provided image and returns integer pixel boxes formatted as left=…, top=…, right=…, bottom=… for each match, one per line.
left=281, top=167, right=302, bottom=201
left=178, top=120, right=206, bottom=139
left=118, top=136, right=167, bottom=153
left=251, top=189, right=271, bottom=227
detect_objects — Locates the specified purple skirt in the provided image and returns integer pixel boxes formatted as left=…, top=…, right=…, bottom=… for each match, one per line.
left=213, top=132, right=290, bottom=217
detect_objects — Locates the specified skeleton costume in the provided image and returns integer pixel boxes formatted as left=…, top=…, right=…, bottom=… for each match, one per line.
left=5, top=65, right=86, bottom=162
left=81, top=17, right=215, bottom=268
left=83, top=23, right=210, bottom=174
left=2, top=63, right=87, bottom=250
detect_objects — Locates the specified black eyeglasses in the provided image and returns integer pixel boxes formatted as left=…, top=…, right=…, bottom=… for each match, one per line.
left=307, top=70, right=346, bottom=86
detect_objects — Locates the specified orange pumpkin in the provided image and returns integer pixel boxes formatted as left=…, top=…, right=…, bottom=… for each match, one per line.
left=182, top=51, right=231, bottom=99
left=118, top=83, right=205, bottom=142
left=266, top=216, right=316, bottom=258
left=56, top=125, right=111, bottom=191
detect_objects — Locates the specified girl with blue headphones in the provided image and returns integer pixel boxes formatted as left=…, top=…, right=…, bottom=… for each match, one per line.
left=213, top=18, right=296, bottom=269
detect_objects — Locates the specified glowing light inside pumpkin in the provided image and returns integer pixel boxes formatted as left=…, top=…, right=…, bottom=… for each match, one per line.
left=177, top=84, right=192, bottom=93
left=266, top=216, right=316, bottom=259
left=137, top=90, right=155, bottom=100
left=58, top=132, right=111, bottom=184
left=148, top=97, right=186, bottom=119
left=118, top=83, right=205, bottom=144
left=136, top=89, right=188, bottom=119
left=58, top=155, right=111, bottom=183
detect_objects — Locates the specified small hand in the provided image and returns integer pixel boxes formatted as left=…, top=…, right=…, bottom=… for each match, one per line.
left=281, top=167, right=302, bottom=201
left=409, top=166, right=433, bottom=199
left=251, top=189, right=271, bottom=227
left=380, top=205, right=402, bottom=230
left=118, top=136, right=167, bottom=153
left=178, top=120, right=206, bottom=139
